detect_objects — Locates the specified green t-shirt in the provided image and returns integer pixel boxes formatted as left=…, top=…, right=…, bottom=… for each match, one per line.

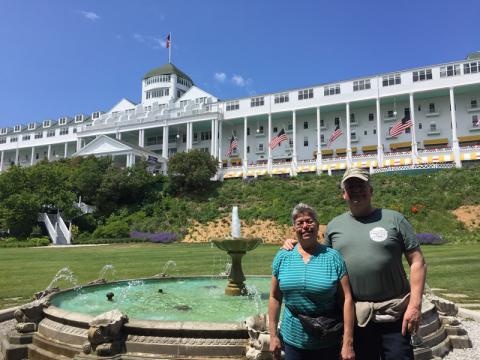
left=324, top=208, right=419, bottom=302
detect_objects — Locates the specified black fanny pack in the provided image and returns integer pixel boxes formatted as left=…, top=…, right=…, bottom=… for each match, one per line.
left=287, top=305, right=343, bottom=339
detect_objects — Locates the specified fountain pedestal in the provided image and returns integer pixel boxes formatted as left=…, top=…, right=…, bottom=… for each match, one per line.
left=211, top=239, right=261, bottom=296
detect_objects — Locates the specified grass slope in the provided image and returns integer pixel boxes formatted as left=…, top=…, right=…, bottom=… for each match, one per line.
left=1, top=243, right=479, bottom=309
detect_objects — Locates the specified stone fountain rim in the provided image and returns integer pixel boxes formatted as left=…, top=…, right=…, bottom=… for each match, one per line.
left=43, top=275, right=271, bottom=332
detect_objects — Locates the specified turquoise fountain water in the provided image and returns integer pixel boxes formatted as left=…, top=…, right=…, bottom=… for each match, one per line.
left=49, top=277, right=271, bottom=322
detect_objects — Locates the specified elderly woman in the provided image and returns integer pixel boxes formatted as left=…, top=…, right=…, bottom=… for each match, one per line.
left=269, top=203, right=355, bottom=360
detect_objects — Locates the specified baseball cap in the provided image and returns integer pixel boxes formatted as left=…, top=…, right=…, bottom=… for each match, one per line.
left=341, top=168, right=370, bottom=188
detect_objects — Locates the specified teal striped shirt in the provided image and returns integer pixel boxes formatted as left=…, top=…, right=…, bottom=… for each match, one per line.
left=272, top=244, right=347, bottom=349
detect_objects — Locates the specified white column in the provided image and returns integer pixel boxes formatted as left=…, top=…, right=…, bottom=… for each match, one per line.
left=346, top=102, right=352, bottom=168
left=214, top=119, right=219, bottom=159
left=292, top=110, right=297, bottom=168
left=409, top=93, right=418, bottom=164
left=47, top=144, right=51, bottom=161
left=125, top=154, right=130, bottom=168
left=186, top=122, right=192, bottom=151
left=139, top=129, right=145, bottom=147
left=376, top=98, right=384, bottom=168
left=243, top=117, right=248, bottom=177
left=449, top=87, right=461, bottom=168
left=116, top=131, right=121, bottom=140
left=0, top=151, right=4, bottom=171
left=64, top=143, right=68, bottom=158
left=210, top=119, right=215, bottom=156
left=218, top=120, right=223, bottom=160
left=31, top=147, right=35, bottom=166
left=268, top=114, right=272, bottom=173
left=76, top=138, right=82, bottom=152
left=131, top=154, right=136, bottom=166
left=316, top=107, right=322, bottom=175
left=162, top=125, right=169, bottom=159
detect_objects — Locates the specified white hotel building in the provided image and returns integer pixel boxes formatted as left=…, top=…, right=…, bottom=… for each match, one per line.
left=2, top=53, right=480, bottom=179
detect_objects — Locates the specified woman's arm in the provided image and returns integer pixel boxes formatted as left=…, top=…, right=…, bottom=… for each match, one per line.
left=268, top=276, right=283, bottom=360
left=339, top=275, right=355, bottom=360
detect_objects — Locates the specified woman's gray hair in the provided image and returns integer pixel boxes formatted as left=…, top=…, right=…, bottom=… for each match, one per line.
left=291, top=203, right=318, bottom=225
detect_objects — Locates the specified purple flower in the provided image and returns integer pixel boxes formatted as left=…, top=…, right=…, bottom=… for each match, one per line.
left=416, top=233, right=444, bottom=245
left=129, top=231, right=177, bottom=243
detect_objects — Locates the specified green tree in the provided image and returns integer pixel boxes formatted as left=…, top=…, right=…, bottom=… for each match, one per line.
left=1, top=192, right=42, bottom=238
left=167, top=150, right=218, bottom=194
left=70, top=156, right=112, bottom=204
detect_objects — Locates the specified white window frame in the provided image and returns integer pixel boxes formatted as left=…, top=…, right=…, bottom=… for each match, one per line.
left=43, top=120, right=51, bottom=128
left=0, top=137, right=6, bottom=144
left=14, top=125, right=21, bottom=132
left=250, top=96, right=265, bottom=107
left=464, top=61, right=479, bottom=74
left=274, top=92, right=289, bottom=104
left=28, top=122, right=36, bottom=130
left=75, top=115, right=84, bottom=123
left=412, top=68, right=433, bottom=82
left=34, top=132, right=43, bottom=139
left=1, top=128, right=7, bottom=135
left=58, top=117, right=67, bottom=125
left=226, top=100, right=239, bottom=111
left=440, top=64, right=461, bottom=78
left=324, top=84, right=341, bottom=96
left=92, top=111, right=101, bottom=119
left=22, top=134, right=30, bottom=141
left=353, top=79, right=371, bottom=92
left=47, top=129, right=56, bottom=137
left=382, top=74, right=401, bottom=87
left=298, top=88, right=313, bottom=100
left=59, top=127, right=69, bottom=135
left=10, top=136, right=18, bottom=142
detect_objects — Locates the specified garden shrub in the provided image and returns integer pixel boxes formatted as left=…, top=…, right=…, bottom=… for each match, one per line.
left=92, top=220, right=130, bottom=239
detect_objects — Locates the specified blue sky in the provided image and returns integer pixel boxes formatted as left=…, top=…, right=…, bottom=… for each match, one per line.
left=0, top=0, right=478, bottom=127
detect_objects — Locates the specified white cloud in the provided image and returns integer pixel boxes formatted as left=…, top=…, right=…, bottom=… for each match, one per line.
left=80, top=10, right=100, bottom=21
left=214, top=72, right=227, bottom=83
left=153, top=36, right=167, bottom=48
left=133, top=33, right=145, bottom=43
left=231, top=75, right=252, bottom=87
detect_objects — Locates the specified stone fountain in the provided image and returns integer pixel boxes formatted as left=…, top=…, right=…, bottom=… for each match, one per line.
left=211, top=206, right=261, bottom=296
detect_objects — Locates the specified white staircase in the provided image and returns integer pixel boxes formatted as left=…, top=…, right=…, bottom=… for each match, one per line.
left=38, top=212, right=72, bottom=245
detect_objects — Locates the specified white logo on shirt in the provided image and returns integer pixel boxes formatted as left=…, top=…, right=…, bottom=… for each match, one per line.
left=369, top=227, right=388, bottom=242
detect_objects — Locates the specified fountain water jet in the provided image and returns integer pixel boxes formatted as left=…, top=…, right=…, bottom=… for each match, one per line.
left=211, top=206, right=261, bottom=296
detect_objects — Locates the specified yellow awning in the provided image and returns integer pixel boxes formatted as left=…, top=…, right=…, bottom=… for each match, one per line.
left=459, top=135, right=480, bottom=143
left=321, top=149, right=333, bottom=155
left=390, top=142, right=412, bottom=150
left=362, top=145, right=377, bottom=152
left=423, top=138, right=449, bottom=146
left=336, top=147, right=357, bottom=154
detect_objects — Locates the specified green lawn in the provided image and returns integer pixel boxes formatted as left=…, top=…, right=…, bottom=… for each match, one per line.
left=1, top=243, right=479, bottom=309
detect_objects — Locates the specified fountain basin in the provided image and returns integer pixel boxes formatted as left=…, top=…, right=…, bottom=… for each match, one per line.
left=27, top=276, right=271, bottom=359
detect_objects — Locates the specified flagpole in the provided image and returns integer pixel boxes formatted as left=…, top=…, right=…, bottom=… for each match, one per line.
left=168, top=33, right=172, bottom=64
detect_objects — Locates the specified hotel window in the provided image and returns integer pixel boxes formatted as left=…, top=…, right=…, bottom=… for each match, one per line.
left=59, top=117, right=67, bottom=125
left=274, top=92, right=289, bottom=104
left=382, top=74, right=401, bottom=87
left=369, top=113, right=374, bottom=121
left=92, top=112, right=101, bottom=119
left=419, top=123, right=423, bottom=129
left=146, top=88, right=169, bottom=99
left=75, top=115, right=84, bottom=123
left=428, top=103, right=436, bottom=113
left=304, top=121, right=308, bottom=129
left=287, top=123, right=293, bottom=131
left=34, top=132, right=43, bottom=139
left=47, top=129, right=56, bottom=137
left=10, top=136, right=18, bottom=143
left=14, top=125, right=21, bottom=132
left=257, top=125, right=264, bottom=134
left=364, top=130, right=368, bottom=135
left=0, top=137, right=5, bottom=144
left=320, top=119, right=325, bottom=127
left=320, top=134, right=325, bottom=143
left=145, top=75, right=171, bottom=85
left=440, top=64, right=461, bottom=77
left=430, top=122, right=437, bottom=132
left=177, top=77, right=191, bottom=87
left=257, top=143, right=264, bottom=152
left=250, top=96, right=264, bottom=107
left=464, top=61, right=479, bottom=74
left=43, top=120, right=51, bottom=128
left=247, top=146, right=250, bottom=153
left=471, top=99, right=478, bottom=109
left=28, top=123, right=36, bottom=130
left=273, top=127, right=278, bottom=133
left=72, top=128, right=77, bottom=134
left=195, top=97, right=207, bottom=104
left=412, top=69, right=432, bottom=82
left=193, top=133, right=198, bottom=142
left=351, top=131, right=357, bottom=140
left=226, top=100, right=239, bottom=111
left=387, top=110, right=395, bottom=118
left=324, top=84, right=341, bottom=96
left=304, top=136, right=309, bottom=147
left=22, top=135, right=30, bottom=141
left=334, top=117, right=340, bottom=127
left=0, top=128, right=6, bottom=135
left=247, top=127, right=250, bottom=135
left=298, top=88, right=313, bottom=100
left=473, top=115, right=480, bottom=127
left=60, top=127, right=69, bottom=135
left=373, top=129, right=377, bottom=135
left=289, top=139, right=294, bottom=148
left=353, top=79, right=371, bottom=91
left=350, top=113, right=355, bottom=123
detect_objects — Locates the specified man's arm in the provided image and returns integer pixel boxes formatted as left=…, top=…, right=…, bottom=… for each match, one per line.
left=402, top=247, right=427, bottom=336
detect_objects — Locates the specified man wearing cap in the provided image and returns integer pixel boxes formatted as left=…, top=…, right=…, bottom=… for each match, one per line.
left=283, top=168, right=426, bottom=360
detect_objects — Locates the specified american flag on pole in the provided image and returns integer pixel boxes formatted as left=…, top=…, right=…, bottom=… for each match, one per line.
left=328, top=125, right=343, bottom=146
left=269, top=128, right=288, bottom=149
left=389, top=113, right=412, bottom=137
left=226, top=135, right=238, bottom=157
left=166, top=33, right=171, bottom=49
